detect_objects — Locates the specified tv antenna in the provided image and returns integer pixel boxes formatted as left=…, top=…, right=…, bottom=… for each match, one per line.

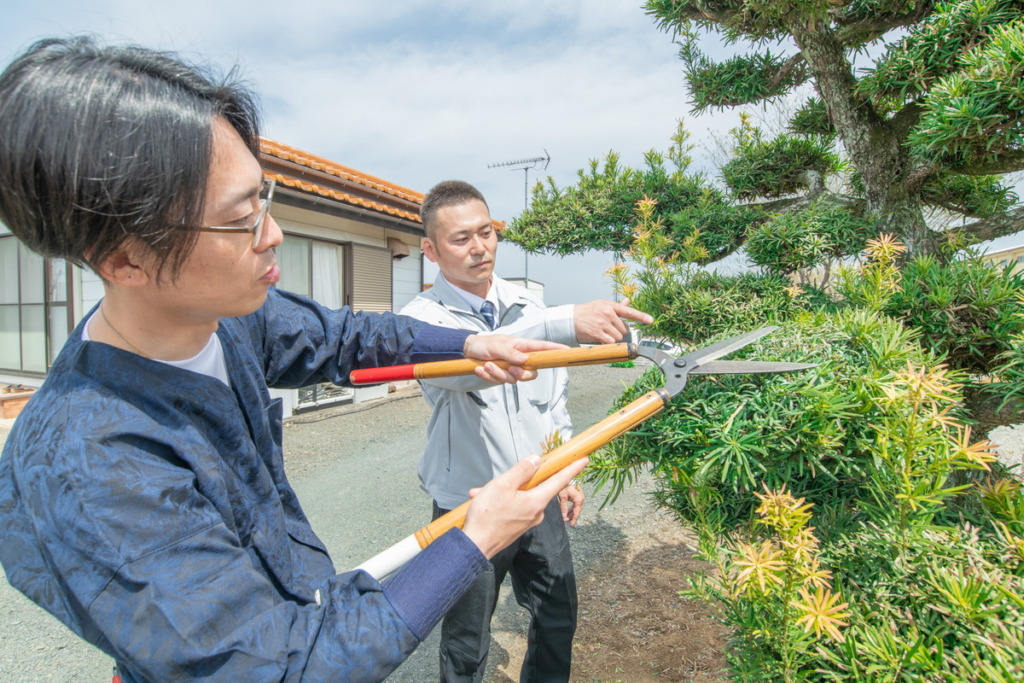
left=488, top=150, right=550, bottom=283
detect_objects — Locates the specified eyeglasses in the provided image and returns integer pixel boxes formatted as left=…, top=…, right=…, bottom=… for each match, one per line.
left=197, top=178, right=276, bottom=248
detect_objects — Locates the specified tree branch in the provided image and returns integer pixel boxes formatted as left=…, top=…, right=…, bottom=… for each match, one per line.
left=953, top=152, right=1024, bottom=176
left=766, top=52, right=808, bottom=92
left=888, top=101, right=924, bottom=139
left=743, top=185, right=863, bottom=214
left=957, top=206, right=1024, bottom=243
left=706, top=235, right=749, bottom=263
left=658, top=3, right=738, bottom=27
left=834, top=0, right=935, bottom=45
left=903, top=162, right=939, bottom=192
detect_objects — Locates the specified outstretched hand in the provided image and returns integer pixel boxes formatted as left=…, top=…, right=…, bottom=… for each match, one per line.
left=462, top=454, right=589, bottom=559
left=573, top=300, right=653, bottom=344
left=463, top=333, right=565, bottom=384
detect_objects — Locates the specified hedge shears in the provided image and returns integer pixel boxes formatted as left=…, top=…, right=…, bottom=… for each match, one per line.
left=349, top=326, right=813, bottom=579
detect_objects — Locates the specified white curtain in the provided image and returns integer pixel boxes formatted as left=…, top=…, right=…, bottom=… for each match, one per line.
left=277, top=237, right=311, bottom=297
left=312, top=243, right=343, bottom=309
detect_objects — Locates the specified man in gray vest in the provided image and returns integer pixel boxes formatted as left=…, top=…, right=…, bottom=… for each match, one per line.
left=401, top=180, right=651, bottom=682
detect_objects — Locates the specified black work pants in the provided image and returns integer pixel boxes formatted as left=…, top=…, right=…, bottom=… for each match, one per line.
left=432, top=497, right=578, bottom=683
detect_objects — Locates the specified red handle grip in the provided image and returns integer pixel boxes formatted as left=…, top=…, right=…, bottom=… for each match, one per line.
left=349, top=363, right=417, bottom=385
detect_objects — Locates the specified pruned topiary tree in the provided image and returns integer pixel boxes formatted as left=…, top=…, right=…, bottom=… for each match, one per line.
left=505, top=0, right=1024, bottom=265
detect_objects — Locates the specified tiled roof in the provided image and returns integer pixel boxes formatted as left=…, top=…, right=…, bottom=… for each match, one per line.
left=259, top=137, right=506, bottom=232
left=260, top=138, right=424, bottom=225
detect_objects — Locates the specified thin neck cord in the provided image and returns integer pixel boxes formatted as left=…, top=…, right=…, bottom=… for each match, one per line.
left=98, top=304, right=148, bottom=358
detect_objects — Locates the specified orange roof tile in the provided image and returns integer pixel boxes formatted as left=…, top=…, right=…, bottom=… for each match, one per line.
left=260, top=137, right=506, bottom=231
left=261, top=138, right=423, bottom=198
left=264, top=171, right=422, bottom=223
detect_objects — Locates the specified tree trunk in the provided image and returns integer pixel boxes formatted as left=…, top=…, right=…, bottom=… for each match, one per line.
left=866, top=184, right=933, bottom=254
left=790, top=22, right=932, bottom=254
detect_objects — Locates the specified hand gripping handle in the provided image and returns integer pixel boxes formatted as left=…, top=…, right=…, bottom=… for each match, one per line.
left=355, top=388, right=670, bottom=579
left=349, top=343, right=636, bottom=385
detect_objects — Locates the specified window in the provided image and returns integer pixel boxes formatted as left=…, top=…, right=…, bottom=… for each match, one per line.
left=0, top=235, right=71, bottom=374
left=277, top=235, right=346, bottom=307
left=350, top=244, right=393, bottom=313
left=276, top=233, right=350, bottom=409
left=277, top=236, right=312, bottom=298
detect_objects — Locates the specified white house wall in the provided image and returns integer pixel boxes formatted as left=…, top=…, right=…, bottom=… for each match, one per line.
left=0, top=200, right=424, bottom=417
left=393, top=244, right=423, bottom=311
left=265, top=201, right=423, bottom=415
left=272, top=203, right=417, bottom=248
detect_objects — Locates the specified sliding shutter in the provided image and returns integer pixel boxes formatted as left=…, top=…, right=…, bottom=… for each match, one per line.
left=350, top=244, right=393, bottom=313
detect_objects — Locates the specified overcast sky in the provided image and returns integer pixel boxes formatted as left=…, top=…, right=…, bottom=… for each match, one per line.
left=1, top=1, right=747, bottom=304
left=5, top=2, right=1019, bottom=305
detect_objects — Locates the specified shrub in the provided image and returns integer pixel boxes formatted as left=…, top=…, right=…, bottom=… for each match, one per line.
left=588, top=309, right=971, bottom=529
left=746, top=202, right=876, bottom=287
left=837, top=238, right=1024, bottom=376
left=589, top=308, right=1024, bottom=679
left=688, top=487, right=851, bottom=680
left=605, top=199, right=816, bottom=347
left=816, top=521, right=1024, bottom=681
left=599, top=199, right=1024, bottom=678
left=992, top=329, right=1024, bottom=413
left=630, top=268, right=811, bottom=347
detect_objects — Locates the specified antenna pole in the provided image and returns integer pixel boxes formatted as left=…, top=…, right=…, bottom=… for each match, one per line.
left=488, top=150, right=550, bottom=285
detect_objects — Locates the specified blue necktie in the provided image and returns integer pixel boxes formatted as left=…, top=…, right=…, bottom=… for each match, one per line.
left=480, top=301, right=497, bottom=329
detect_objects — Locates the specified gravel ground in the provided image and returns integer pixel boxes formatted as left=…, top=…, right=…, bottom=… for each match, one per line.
left=0, top=362, right=657, bottom=682
left=991, top=424, right=1024, bottom=472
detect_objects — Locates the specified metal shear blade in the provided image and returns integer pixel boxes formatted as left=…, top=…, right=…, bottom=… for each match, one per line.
left=637, top=326, right=815, bottom=398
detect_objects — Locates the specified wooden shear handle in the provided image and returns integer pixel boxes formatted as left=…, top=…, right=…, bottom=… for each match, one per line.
left=413, top=388, right=669, bottom=548
left=349, top=343, right=636, bottom=385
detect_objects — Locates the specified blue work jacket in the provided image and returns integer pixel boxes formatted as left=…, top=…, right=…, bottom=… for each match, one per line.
left=0, top=288, right=487, bottom=682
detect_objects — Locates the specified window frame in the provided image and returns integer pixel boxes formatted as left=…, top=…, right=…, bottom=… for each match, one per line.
left=0, top=235, right=73, bottom=375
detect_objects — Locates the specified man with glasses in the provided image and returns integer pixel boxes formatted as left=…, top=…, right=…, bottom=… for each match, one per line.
left=0, top=37, right=586, bottom=682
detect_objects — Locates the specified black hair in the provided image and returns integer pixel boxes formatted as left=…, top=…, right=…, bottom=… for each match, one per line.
left=0, top=36, right=261, bottom=280
left=420, top=180, right=489, bottom=239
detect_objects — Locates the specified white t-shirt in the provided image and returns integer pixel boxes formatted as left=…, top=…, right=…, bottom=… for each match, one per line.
left=82, top=310, right=230, bottom=387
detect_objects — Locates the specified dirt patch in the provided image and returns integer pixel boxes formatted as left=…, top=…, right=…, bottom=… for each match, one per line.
left=570, top=522, right=729, bottom=682
left=480, top=501, right=730, bottom=683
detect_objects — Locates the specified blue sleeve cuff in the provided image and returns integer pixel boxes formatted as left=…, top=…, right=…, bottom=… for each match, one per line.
left=410, top=325, right=471, bottom=363
left=381, top=529, right=488, bottom=640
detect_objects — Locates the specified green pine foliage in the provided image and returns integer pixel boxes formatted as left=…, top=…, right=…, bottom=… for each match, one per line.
left=594, top=213, right=1024, bottom=678
left=886, top=254, right=1024, bottom=374
left=638, top=268, right=809, bottom=344
left=861, top=0, right=1021, bottom=104
left=504, top=122, right=765, bottom=263
left=721, top=127, right=841, bottom=200
left=920, top=172, right=1018, bottom=218
left=837, top=243, right=1024, bottom=375
left=589, top=309, right=949, bottom=527
left=746, top=202, right=876, bottom=278
left=788, top=98, right=834, bottom=137
left=992, top=330, right=1024, bottom=413
left=685, top=51, right=807, bottom=111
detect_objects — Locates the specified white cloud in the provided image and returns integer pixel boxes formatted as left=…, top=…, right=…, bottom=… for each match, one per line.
left=2, top=0, right=747, bottom=304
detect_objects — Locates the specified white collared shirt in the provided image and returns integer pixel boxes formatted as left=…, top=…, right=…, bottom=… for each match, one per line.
left=442, top=276, right=500, bottom=322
